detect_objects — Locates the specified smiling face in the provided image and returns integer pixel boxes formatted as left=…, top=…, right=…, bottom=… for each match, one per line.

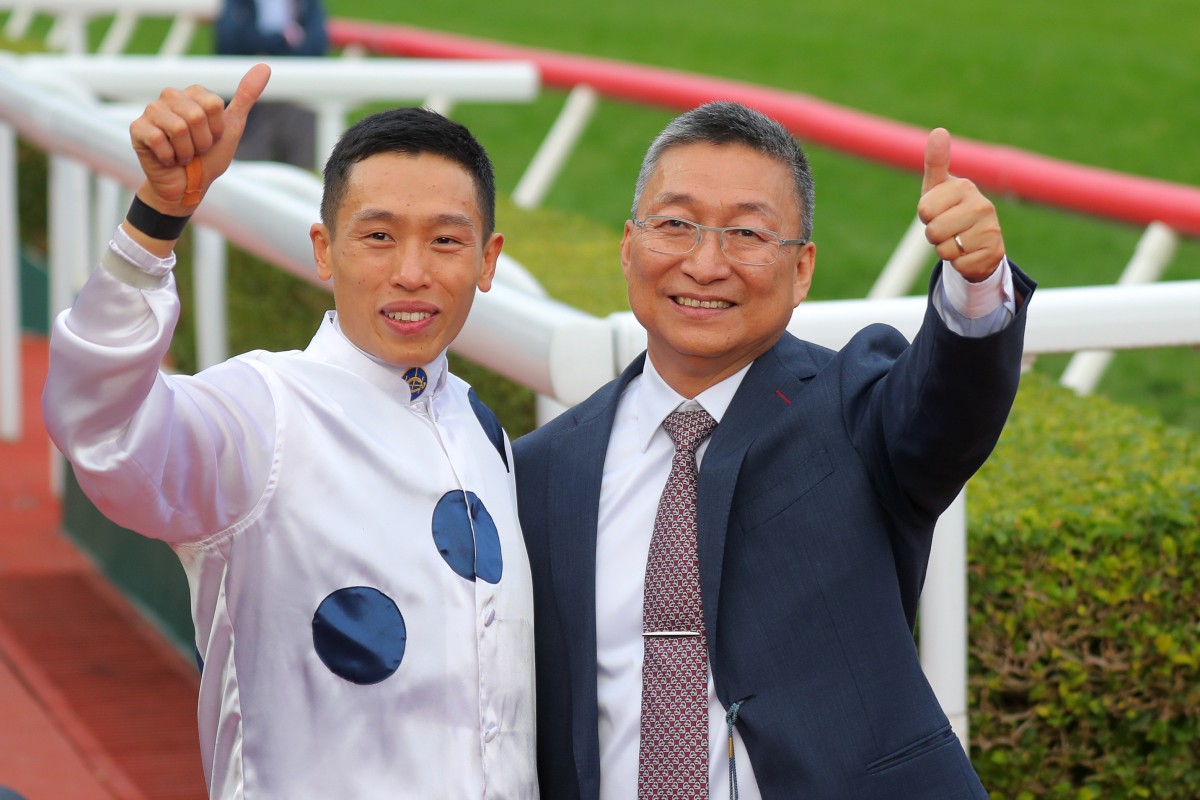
left=621, top=141, right=816, bottom=397
left=310, top=152, right=502, bottom=367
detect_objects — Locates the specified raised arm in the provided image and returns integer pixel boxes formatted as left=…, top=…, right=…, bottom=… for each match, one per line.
left=42, top=65, right=279, bottom=543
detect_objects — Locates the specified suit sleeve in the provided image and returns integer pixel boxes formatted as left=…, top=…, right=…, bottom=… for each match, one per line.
left=42, top=243, right=276, bottom=543
left=843, top=261, right=1035, bottom=526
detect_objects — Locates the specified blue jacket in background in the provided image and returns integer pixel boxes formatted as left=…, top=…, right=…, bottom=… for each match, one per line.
left=214, top=0, right=328, bottom=57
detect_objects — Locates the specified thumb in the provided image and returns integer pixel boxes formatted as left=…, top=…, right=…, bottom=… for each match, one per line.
left=921, top=127, right=952, bottom=195
left=226, top=63, right=271, bottom=125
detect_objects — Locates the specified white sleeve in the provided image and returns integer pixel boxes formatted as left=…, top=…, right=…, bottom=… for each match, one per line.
left=42, top=233, right=276, bottom=543
left=933, top=257, right=1017, bottom=338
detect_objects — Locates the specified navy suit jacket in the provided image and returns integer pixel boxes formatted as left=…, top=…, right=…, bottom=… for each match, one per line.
left=514, top=265, right=1034, bottom=800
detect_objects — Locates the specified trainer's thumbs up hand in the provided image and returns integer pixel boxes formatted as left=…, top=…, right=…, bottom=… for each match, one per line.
left=917, top=127, right=1005, bottom=281
left=129, top=63, right=271, bottom=217
left=921, top=127, right=953, bottom=196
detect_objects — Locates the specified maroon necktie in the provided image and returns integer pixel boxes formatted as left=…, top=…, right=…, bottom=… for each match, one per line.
left=639, top=408, right=717, bottom=798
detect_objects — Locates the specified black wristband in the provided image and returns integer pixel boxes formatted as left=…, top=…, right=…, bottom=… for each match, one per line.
left=125, top=195, right=191, bottom=240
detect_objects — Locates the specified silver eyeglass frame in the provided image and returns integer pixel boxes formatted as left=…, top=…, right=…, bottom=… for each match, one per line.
left=632, top=215, right=808, bottom=266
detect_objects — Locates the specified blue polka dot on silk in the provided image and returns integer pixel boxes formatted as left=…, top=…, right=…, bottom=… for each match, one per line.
left=312, top=587, right=407, bottom=685
left=432, top=490, right=503, bottom=584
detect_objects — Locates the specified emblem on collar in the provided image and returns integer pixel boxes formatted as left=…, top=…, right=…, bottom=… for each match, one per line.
left=403, top=367, right=428, bottom=400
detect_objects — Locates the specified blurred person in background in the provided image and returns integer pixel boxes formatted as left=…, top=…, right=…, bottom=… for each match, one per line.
left=214, top=0, right=328, bottom=169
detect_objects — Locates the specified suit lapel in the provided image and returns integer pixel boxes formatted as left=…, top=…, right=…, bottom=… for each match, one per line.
left=697, top=335, right=819, bottom=651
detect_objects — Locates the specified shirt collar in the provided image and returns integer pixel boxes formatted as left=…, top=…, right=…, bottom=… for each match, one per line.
left=632, top=356, right=752, bottom=453
left=304, top=311, right=449, bottom=406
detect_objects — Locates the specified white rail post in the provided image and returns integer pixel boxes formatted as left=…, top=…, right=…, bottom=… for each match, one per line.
left=313, top=99, right=348, bottom=175
left=3, top=6, right=35, bottom=40
left=192, top=225, right=229, bottom=369
left=98, top=8, right=137, bottom=55
left=1060, top=222, right=1179, bottom=396
left=48, top=157, right=91, bottom=327
left=159, top=15, right=197, bottom=58
left=47, top=10, right=88, bottom=53
left=93, top=175, right=123, bottom=256
left=0, top=121, right=20, bottom=441
left=512, top=84, right=598, bottom=209
left=870, top=215, right=931, bottom=299
left=920, top=488, right=970, bottom=752
left=47, top=155, right=91, bottom=495
left=422, top=95, right=454, bottom=117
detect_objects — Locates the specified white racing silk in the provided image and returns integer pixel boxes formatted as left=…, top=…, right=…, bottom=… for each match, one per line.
left=43, top=238, right=537, bottom=799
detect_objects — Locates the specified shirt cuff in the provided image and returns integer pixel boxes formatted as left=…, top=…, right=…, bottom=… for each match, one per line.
left=110, top=224, right=176, bottom=278
left=940, top=257, right=1013, bottom=319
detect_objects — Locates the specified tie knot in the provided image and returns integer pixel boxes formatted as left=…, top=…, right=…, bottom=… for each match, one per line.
left=662, top=409, right=717, bottom=455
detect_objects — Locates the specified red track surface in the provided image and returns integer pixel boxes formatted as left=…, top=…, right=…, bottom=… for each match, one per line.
left=0, top=337, right=207, bottom=800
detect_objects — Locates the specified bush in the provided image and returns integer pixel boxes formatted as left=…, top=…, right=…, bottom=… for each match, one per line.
left=968, top=372, right=1200, bottom=799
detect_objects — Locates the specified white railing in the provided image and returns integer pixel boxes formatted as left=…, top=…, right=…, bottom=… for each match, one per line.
left=1, top=0, right=217, bottom=55
left=21, top=53, right=540, bottom=180
left=3, top=46, right=1200, bottom=754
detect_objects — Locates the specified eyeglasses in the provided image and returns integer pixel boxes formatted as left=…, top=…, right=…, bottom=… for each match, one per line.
left=632, top=215, right=807, bottom=266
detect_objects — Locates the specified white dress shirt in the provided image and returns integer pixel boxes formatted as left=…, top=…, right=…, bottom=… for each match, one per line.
left=253, top=0, right=294, bottom=34
left=43, top=228, right=538, bottom=799
left=594, top=260, right=1014, bottom=799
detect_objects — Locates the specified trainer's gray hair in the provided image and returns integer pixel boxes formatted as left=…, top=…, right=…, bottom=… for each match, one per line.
left=631, top=101, right=816, bottom=240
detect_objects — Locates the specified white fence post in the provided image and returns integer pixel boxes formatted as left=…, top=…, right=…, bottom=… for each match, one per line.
left=1060, top=222, right=1179, bottom=396
left=920, top=489, right=970, bottom=751
left=512, top=84, right=598, bottom=209
left=97, top=8, right=136, bottom=55
left=870, top=215, right=931, bottom=299
left=3, top=6, right=35, bottom=40
left=192, top=225, right=228, bottom=369
left=47, top=155, right=91, bottom=495
left=158, top=14, right=198, bottom=57
left=0, top=121, right=20, bottom=441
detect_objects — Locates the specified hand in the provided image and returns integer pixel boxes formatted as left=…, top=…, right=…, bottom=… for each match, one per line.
left=128, top=63, right=271, bottom=217
left=917, top=128, right=1005, bottom=282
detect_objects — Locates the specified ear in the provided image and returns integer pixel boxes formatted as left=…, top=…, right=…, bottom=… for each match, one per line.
left=311, top=223, right=333, bottom=283
left=477, top=232, right=503, bottom=293
left=791, top=241, right=817, bottom=307
left=619, top=219, right=635, bottom=283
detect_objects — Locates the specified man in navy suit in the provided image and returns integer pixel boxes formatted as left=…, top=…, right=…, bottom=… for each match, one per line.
left=513, top=101, right=1033, bottom=799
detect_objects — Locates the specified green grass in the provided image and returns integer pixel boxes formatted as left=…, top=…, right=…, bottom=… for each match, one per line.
left=4, top=1, right=1197, bottom=429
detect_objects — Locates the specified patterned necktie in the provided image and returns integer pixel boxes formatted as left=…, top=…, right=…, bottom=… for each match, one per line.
left=639, top=408, right=718, bottom=799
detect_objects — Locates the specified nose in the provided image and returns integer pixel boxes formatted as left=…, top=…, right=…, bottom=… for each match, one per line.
left=679, top=228, right=734, bottom=283
left=391, top=244, right=432, bottom=290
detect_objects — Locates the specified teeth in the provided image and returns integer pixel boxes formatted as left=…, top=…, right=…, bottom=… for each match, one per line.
left=675, top=296, right=732, bottom=309
left=386, top=311, right=432, bottom=322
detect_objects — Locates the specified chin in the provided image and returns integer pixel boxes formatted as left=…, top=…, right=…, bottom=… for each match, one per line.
left=666, top=336, right=736, bottom=360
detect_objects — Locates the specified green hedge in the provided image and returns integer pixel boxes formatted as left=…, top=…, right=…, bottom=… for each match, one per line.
left=968, top=372, right=1200, bottom=799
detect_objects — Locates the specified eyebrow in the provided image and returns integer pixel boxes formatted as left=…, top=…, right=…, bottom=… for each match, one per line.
left=429, top=212, right=477, bottom=230
left=652, top=192, right=778, bottom=219
left=347, top=209, right=478, bottom=230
